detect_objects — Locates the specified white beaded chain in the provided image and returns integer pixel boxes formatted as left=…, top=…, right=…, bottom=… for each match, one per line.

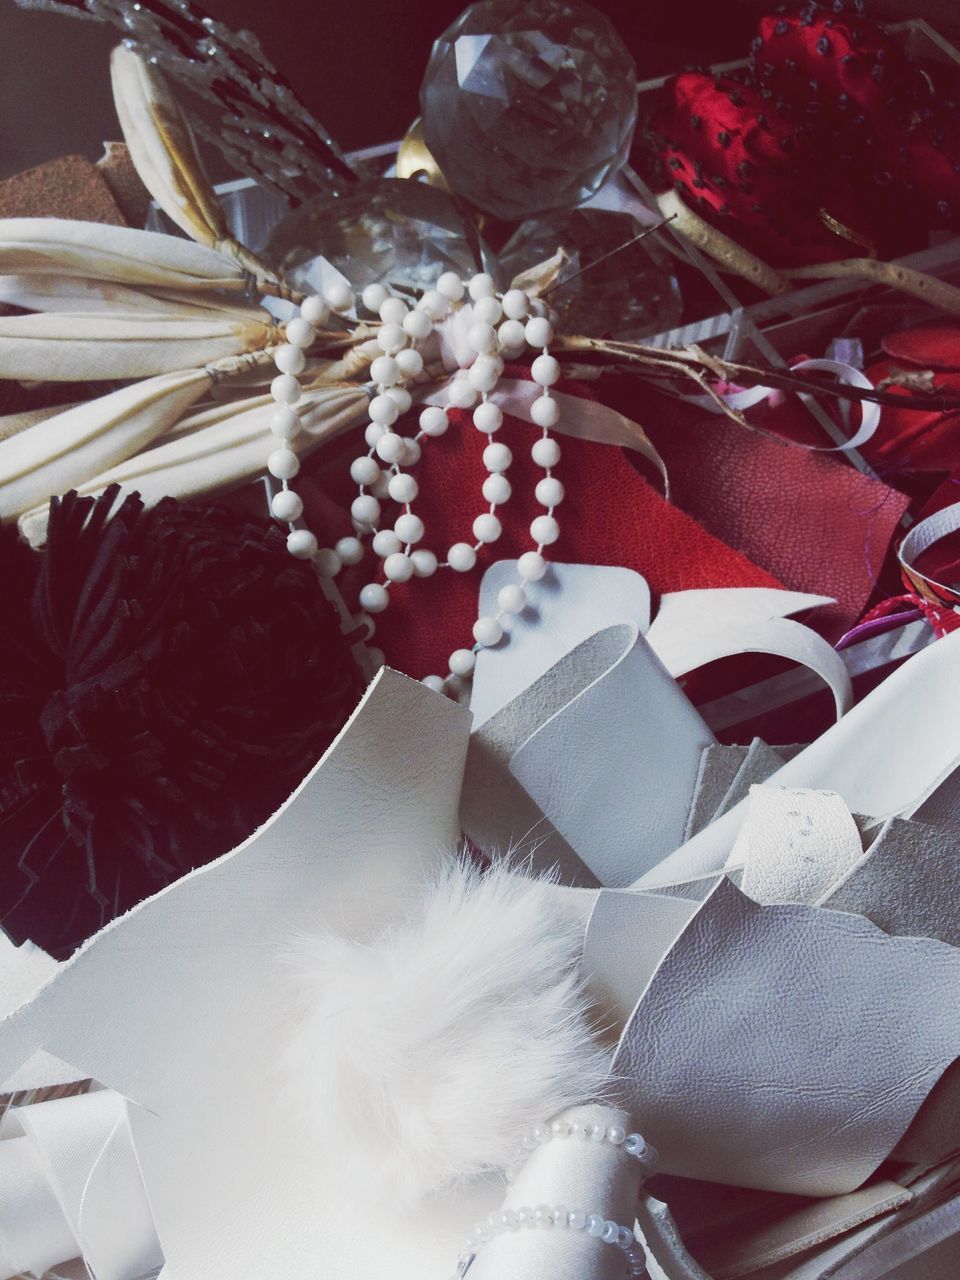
left=265, top=270, right=564, bottom=694
left=448, top=1119, right=657, bottom=1279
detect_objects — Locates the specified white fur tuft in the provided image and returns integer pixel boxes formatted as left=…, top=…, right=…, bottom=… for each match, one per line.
left=278, top=859, right=609, bottom=1204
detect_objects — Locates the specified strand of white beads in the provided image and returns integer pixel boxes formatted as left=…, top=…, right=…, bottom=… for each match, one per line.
left=267, top=271, right=561, bottom=696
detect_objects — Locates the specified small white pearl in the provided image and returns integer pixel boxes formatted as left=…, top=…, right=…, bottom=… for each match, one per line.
left=418, top=289, right=450, bottom=320
left=498, top=583, right=526, bottom=613
left=498, top=318, right=526, bottom=353
left=502, top=288, right=529, bottom=320
left=531, top=353, right=560, bottom=387
left=531, top=514, right=560, bottom=545
left=551, top=1120, right=571, bottom=1137
left=586, top=1214, right=605, bottom=1237
left=568, top=1210, right=587, bottom=1230
left=534, top=1204, right=554, bottom=1228
left=315, top=546, right=341, bottom=576
left=270, top=488, right=303, bottom=521
left=267, top=448, right=300, bottom=480
left=388, top=472, right=418, bottom=504
left=536, top=476, right=565, bottom=507
left=361, top=282, right=388, bottom=313
left=525, top=316, right=554, bottom=348
left=403, top=307, right=434, bottom=338
left=468, top=272, right=496, bottom=301
left=268, top=486, right=302, bottom=522
left=448, top=542, right=477, bottom=572
left=467, top=356, right=500, bottom=392
left=370, top=354, right=400, bottom=387
left=516, top=1207, right=534, bottom=1228
left=602, top=1221, right=620, bottom=1244
left=590, top=1123, right=606, bottom=1142
left=372, top=529, right=402, bottom=558
left=324, top=279, right=355, bottom=312
left=336, top=535, right=364, bottom=565
left=364, top=422, right=386, bottom=447
left=351, top=494, right=380, bottom=526
left=270, top=373, right=300, bottom=405
left=607, top=1125, right=626, bottom=1145
left=551, top=1206, right=569, bottom=1228
left=530, top=394, right=560, bottom=428
left=411, top=548, right=438, bottom=577
left=422, top=674, right=446, bottom=693
left=532, top=436, right=562, bottom=467
left=377, top=323, right=406, bottom=354
left=448, top=380, right=479, bottom=409
left=387, top=386, right=413, bottom=415
left=284, top=316, right=315, bottom=348
left=473, top=616, right=503, bottom=647
left=350, top=455, right=380, bottom=486
left=379, top=296, right=408, bottom=325
left=359, top=582, right=389, bottom=613
left=375, top=432, right=405, bottom=463
left=482, top=473, right=511, bottom=504
left=449, top=648, right=476, bottom=676
left=402, top=437, right=422, bottom=466
left=274, top=343, right=306, bottom=376
left=473, top=401, right=503, bottom=434
left=473, top=295, right=503, bottom=325
left=518, top=550, right=547, bottom=581
left=396, top=347, right=424, bottom=376
left=270, top=406, right=300, bottom=440
left=473, top=512, right=502, bottom=543
left=384, top=552, right=414, bottom=583
left=299, top=295, right=329, bottom=326
left=468, top=322, right=497, bottom=354
left=436, top=271, right=465, bottom=301
left=395, top=512, right=425, bottom=544
left=419, top=406, right=449, bottom=437
left=372, top=373, right=404, bottom=403
left=483, top=442, right=512, bottom=472
left=286, top=529, right=318, bottom=559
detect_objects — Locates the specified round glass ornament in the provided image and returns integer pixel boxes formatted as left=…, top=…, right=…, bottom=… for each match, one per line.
left=420, top=0, right=638, bottom=221
left=265, top=177, right=483, bottom=298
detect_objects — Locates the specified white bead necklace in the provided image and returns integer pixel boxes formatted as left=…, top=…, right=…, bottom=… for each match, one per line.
left=265, top=270, right=564, bottom=695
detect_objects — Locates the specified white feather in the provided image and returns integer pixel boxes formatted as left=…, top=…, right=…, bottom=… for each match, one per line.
left=278, top=859, right=609, bottom=1205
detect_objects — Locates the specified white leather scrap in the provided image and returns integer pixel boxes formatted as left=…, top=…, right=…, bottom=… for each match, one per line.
left=585, top=878, right=960, bottom=1197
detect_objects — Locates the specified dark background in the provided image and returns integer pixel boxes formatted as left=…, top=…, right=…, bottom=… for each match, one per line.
left=1, top=0, right=958, bottom=181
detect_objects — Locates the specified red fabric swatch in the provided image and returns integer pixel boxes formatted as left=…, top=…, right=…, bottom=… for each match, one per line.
left=299, top=379, right=783, bottom=680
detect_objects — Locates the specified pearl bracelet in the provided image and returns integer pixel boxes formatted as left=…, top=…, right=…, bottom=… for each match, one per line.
left=507, top=1117, right=658, bottom=1183
left=264, top=270, right=563, bottom=693
left=452, top=1203, right=649, bottom=1279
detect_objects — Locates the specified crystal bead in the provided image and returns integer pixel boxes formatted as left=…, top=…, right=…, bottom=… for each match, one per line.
left=265, top=178, right=484, bottom=297
left=420, top=0, right=638, bottom=220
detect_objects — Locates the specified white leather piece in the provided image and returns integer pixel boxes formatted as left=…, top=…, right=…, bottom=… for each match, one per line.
left=0, top=669, right=495, bottom=1280
left=0, top=1089, right=161, bottom=1280
left=587, top=878, right=960, bottom=1196
left=471, top=561, right=651, bottom=729
left=507, top=626, right=714, bottom=887
left=646, top=589, right=851, bottom=720
left=734, top=786, right=865, bottom=905
left=468, top=1105, right=642, bottom=1280
left=636, top=626, right=960, bottom=889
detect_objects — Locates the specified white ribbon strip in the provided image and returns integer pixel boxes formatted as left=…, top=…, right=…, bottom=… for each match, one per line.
left=689, top=358, right=881, bottom=453
left=898, top=500, right=960, bottom=603
left=0, top=1089, right=161, bottom=1280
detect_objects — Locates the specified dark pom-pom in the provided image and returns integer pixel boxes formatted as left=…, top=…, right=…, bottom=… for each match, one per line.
left=0, top=486, right=364, bottom=958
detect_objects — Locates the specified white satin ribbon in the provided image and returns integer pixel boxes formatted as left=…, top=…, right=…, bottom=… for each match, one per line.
left=690, top=358, right=881, bottom=452
left=898, top=500, right=960, bottom=603
left=0, top=1089, right=161, bottom=1280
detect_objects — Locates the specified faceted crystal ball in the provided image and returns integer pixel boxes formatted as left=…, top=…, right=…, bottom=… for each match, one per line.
left=264, top=178, right=482, bottom=298
left=420, top=0, right=638, bottom=221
